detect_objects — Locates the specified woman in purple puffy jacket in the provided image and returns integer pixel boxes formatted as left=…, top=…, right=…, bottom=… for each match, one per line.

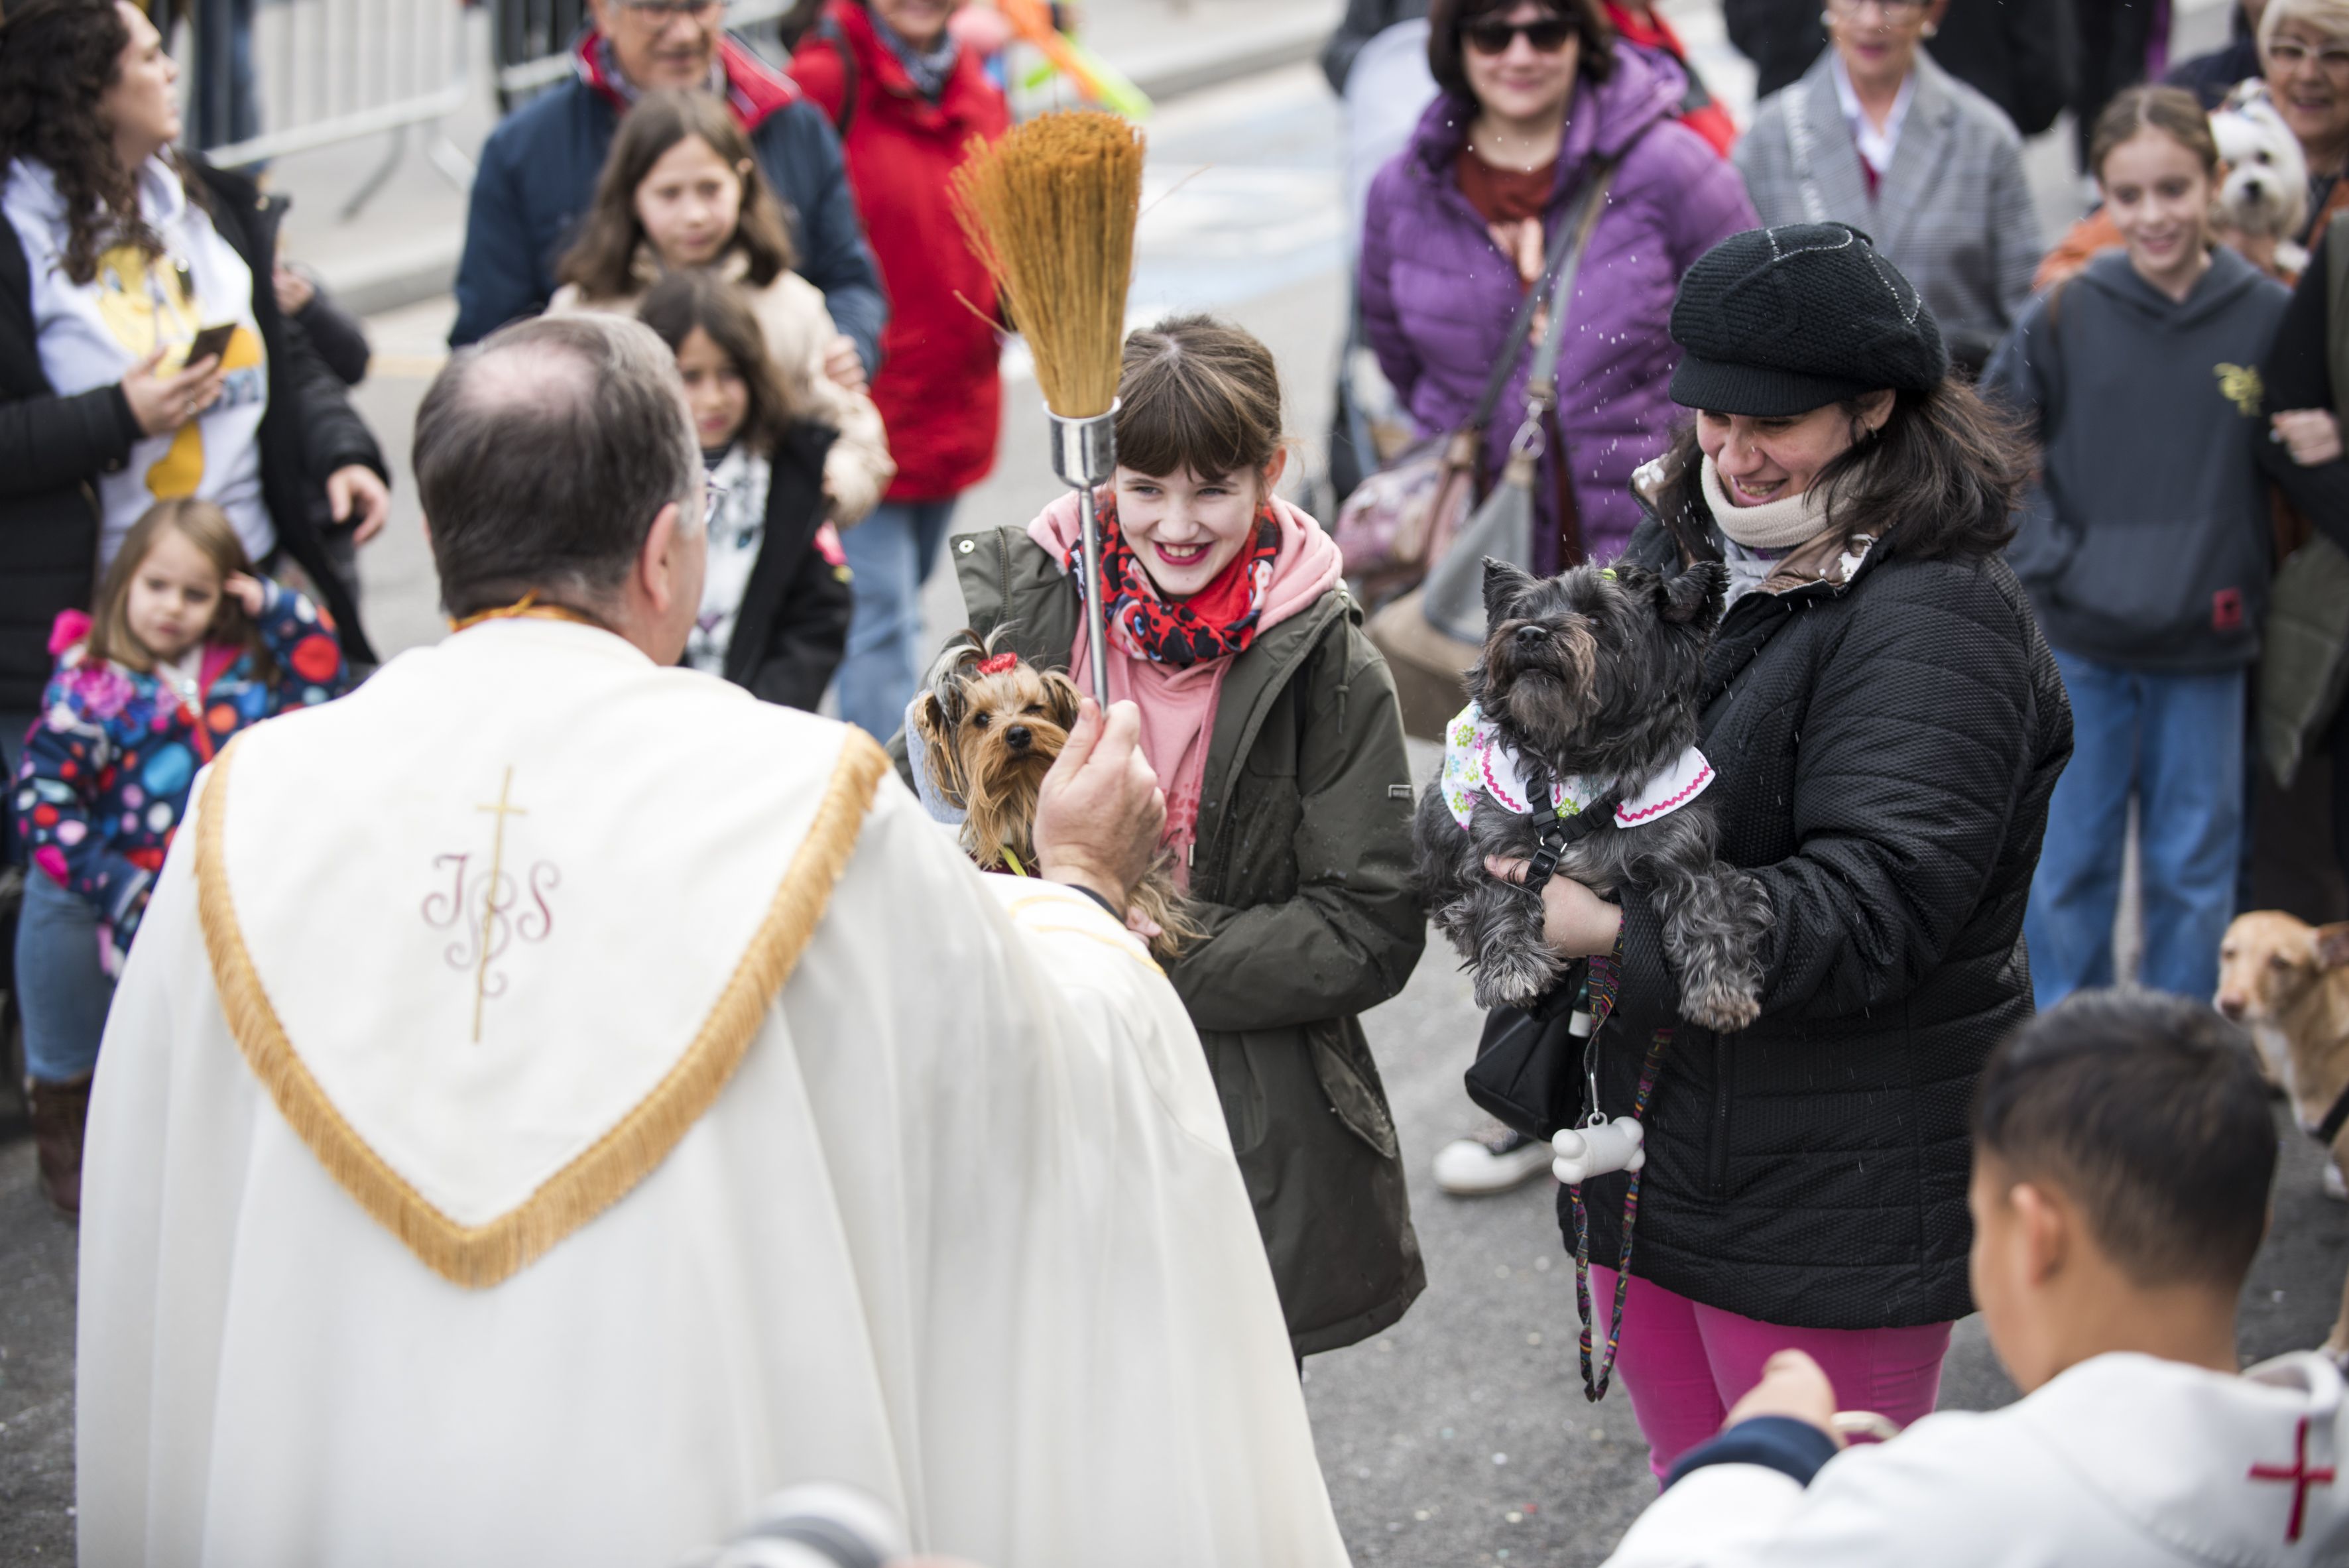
left=1357, top=0, right=1755, bottom=575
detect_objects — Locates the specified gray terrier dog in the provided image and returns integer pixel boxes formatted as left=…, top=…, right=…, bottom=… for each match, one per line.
left=1414, top=558, right=1769, bottom=1028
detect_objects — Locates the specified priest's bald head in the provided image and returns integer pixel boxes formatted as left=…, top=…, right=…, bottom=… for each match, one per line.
left=415, top=313, right=709, bottom=664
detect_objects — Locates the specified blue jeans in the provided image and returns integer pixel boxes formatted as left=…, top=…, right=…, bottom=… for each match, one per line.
left=2025, top=650, right=2246, bottom=1007
left=15, top=869, right=115, bottom=1083
left=837, top=497, right=957, bottom=740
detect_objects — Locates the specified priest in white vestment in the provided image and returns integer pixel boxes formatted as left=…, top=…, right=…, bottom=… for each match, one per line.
left=74, top=314, right=1353, bottom=1568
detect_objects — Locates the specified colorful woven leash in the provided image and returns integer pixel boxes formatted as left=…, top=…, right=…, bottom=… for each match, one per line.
left=1567, top=943, right=1673, bottom=1403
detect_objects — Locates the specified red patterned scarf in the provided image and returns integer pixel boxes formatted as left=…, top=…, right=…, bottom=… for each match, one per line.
left=1064, top=493, right=1283, bottom=669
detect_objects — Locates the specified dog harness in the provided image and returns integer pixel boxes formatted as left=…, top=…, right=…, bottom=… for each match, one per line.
left=1439, top=703, right=1715, bottom=831
left=2314, top=1081, right=2349, bottom=1150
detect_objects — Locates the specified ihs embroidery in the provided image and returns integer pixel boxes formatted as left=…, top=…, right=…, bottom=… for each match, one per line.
left=420, top=766, right=561, bottom=1041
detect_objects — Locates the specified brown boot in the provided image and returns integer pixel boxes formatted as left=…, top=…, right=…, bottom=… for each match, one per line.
left=28, top=1074, right=92, bottom=1219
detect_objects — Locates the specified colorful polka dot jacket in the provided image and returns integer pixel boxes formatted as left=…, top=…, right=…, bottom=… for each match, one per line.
left=13, top=577, right=347, bottom=969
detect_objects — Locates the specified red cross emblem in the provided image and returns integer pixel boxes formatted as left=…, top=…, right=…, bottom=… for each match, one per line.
left=2249, top=1416, right=2337, bottom=1543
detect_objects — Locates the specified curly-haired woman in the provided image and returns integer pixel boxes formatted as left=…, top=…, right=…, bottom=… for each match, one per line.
left=0, top=0, right=388, bottom=763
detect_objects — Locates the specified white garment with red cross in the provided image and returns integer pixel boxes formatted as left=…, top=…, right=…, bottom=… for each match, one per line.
left=1604, top=1350, right=2347, bottom=1567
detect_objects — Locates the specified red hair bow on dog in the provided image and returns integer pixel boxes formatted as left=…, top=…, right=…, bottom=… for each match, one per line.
left=976, top=652, right=1020, bottom=676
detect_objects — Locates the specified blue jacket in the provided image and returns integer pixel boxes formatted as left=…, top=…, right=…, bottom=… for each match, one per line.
left=449, top=66, right=886, bottom=368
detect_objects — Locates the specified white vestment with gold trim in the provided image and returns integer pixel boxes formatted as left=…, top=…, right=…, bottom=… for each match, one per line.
left=74, top=619, right=1347, bottom=1568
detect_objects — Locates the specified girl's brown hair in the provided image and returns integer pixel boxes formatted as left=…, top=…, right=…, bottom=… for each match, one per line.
left=1426, top=0, right=1616, bottom=101
left=2088, top=84, right=2222, bottom=185
left=88, top=500, right=271, bottom=677
left=636, top=267, right=803, bottom=452
left=1114, top=316, right=1286, bottom=490
left=556, top=90, right=796, bottom=301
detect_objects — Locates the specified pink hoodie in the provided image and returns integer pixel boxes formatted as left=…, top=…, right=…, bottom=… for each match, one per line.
left=1028, top=491, right=1344, bottom=882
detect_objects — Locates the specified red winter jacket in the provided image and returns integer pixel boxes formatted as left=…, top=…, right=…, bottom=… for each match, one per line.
left=791, top=2, right=1010, bottom=501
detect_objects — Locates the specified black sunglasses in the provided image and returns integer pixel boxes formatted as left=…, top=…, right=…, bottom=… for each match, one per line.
left=1463, top=14, right=1576, bottom=53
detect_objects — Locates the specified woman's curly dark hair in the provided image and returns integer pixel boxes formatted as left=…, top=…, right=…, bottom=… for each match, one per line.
left=0, top=0, right=158, bottom=285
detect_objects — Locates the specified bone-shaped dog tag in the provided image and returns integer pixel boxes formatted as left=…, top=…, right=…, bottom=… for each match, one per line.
left=1552, top=1116, right=1646, bottom=1184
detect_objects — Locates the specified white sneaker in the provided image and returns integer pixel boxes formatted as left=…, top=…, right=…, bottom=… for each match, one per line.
left=1433, top=1122, right=1553, bottom=1195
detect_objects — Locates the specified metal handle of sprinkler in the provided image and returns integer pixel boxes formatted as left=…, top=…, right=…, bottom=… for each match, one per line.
left=1046, top=402, right=1118, bottom=711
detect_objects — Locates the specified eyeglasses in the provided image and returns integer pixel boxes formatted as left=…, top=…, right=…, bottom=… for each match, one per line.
left=1463, top=15, right=1576, bottom=54
left=701, top=479, right=729, bottom=530
left=2268, top=38, right=2349, bottom=74
left=620, top=0, right=723, bottom=22
left=1825, top=0, right=1930, bottom=17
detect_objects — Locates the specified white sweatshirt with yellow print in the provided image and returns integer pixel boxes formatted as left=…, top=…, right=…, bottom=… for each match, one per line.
left=3, top=153, right=270, bottom=566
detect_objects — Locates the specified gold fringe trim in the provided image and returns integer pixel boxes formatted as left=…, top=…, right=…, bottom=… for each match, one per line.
left=195, top=729, right=891, bottom=1289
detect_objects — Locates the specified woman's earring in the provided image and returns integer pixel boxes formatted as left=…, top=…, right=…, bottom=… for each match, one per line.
left=1920, top=20, right=1938, bottom=36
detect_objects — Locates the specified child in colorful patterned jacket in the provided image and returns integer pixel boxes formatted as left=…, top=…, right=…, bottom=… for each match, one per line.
left=11, top=498, right=347, bottom=1215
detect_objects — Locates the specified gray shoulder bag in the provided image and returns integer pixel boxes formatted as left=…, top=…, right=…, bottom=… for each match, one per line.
left=1420, top=155, right=1622, bottom=644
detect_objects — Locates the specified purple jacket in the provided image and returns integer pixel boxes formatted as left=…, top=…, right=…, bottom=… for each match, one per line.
left=1358, top=47, right=1756, bottom=569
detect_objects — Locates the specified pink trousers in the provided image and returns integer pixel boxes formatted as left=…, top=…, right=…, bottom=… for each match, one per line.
left=1589, top=1265, right=1954, bottom=1483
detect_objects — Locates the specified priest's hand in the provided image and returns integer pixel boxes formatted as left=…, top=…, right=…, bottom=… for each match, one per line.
left=1035, top=696, right=1165, bottom=910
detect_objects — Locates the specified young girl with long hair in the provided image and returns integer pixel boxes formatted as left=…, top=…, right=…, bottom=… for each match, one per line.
left=918, top=316, right=1427, bottom=1358
left=1987, top=86, right=2295, bottom=1008
left=10, top=497, right=347, bottom=1214
left=551, top=88, right=892, bottom=528
left=637, top=268, right=854, bottom=709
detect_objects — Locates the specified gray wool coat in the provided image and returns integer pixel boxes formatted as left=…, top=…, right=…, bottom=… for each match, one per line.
left=1734, top=52, right=2044, bottom=369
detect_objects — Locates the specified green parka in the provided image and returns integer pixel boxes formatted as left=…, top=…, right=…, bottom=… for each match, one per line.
left=914, top=524, right=1428, bottom=1355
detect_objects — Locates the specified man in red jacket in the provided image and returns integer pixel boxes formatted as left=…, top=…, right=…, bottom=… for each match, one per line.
left=792, top=0, right=1011, bottom=740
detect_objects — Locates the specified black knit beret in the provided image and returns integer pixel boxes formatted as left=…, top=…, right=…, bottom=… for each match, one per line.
left=1667, top=223, right=1949, bottom=417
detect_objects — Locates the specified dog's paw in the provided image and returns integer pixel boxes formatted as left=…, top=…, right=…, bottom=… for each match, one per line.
left=1681, top=975, right=1762, bottom=1034
left=1475, top=945, right=1563, bottom=1012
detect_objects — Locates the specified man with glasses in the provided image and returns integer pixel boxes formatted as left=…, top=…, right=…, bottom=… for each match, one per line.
left=451, top=0, right=885, bottom=383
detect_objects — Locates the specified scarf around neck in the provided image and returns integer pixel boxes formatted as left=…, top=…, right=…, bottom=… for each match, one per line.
left=1064, top=493, right=1284, bottom=670
left=871, top=10, right=960, bottom=99
left=1700, top=453, right=1837, bottom=551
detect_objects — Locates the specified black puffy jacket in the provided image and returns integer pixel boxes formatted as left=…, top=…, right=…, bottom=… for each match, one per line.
left=0, top=156, right=382, bottom=712
left=1517, top=500, right=2071, bottom=1331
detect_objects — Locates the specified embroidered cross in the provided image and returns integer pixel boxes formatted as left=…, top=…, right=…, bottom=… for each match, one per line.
left=420, top=768, right=561, bottom=1043
left=2249, top=1416, right=2336, bottom=1543
left=473, top=768, right=526, bottom=1041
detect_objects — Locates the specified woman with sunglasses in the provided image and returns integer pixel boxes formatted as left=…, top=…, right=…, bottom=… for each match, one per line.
left=1734, top=0, right=2042, bottom=375
left=1358, top=0, right=1754, bottom=581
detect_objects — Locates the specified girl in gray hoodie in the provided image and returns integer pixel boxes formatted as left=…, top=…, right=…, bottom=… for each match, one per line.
left=1986, top=85, right=2293, bottom=1010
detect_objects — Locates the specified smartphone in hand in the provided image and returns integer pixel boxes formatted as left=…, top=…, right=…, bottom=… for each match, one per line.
left=184, top=321, right=237, bottom=368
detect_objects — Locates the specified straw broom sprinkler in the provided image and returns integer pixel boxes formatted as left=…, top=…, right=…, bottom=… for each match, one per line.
left=952, top=111, right=1145, bottom=710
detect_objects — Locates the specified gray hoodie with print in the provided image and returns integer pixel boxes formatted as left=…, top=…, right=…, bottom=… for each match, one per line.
left=1985, top=245, right=2291, bottom=672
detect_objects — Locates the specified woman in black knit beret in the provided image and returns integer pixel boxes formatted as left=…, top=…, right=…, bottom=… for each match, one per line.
left=1484, top=222, right=2072, bottom=1480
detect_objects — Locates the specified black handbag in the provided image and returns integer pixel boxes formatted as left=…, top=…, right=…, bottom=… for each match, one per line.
left=1463, top=968, right=1589, bottom=1141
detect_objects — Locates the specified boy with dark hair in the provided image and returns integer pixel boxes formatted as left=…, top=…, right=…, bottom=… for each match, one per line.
left=1604, top=989, right=2347, bottom=1566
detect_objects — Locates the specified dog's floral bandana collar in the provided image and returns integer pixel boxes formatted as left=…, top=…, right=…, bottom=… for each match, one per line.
left=1440, top=702, right=1715, bottom=829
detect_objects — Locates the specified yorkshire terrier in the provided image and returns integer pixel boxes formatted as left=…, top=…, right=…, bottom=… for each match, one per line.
left=912, top=631, right=1198, bottom=961
left=1412, top=559, right=1770, bottom=1028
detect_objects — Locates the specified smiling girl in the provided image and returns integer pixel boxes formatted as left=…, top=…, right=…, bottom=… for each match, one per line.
left=928, top=316, right=1427, bottom=1359
left=11, top=497, right=347, bottom=1214
left=552, top=90, right=892, bottom=528
left=1986, top=86, right=2293, bottom=1010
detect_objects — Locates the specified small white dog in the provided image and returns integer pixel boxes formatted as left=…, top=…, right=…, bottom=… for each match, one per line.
left=2212, top=81, right=2311, bottom=276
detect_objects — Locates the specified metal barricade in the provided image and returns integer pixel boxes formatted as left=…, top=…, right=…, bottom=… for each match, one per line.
left=176, top=0, right=475, bottom=216
left=489, top=0, right=796, bottom=109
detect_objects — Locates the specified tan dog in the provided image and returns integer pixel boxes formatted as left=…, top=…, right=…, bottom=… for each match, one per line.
left=2215, top=910, right=2349, bottom=1354
left=912, top=632, right=1197, bottom=961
